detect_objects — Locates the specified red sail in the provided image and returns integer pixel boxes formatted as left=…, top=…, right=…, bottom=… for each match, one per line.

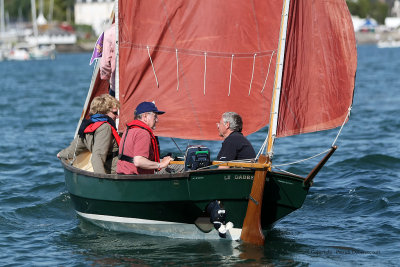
left=117, top=0, right=356, bottom=141
left=118, top=0, right=282, bottom=140
left=277, top=0, right=357, bottom=138
left=81, top=72, right=110, bottom=121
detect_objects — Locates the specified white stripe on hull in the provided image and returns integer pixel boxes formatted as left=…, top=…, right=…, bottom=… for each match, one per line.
left=76, top=211, right=242, bottom=241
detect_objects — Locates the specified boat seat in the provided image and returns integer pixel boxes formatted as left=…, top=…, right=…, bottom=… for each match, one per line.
left=72, top=151, right=94, bottom=172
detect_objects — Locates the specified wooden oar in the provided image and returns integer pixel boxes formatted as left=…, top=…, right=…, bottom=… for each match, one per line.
left=240, top=154, right=269, bottom=246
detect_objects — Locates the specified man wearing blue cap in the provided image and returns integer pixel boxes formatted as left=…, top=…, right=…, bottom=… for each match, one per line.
left=117, top=102, right=172, bottom=175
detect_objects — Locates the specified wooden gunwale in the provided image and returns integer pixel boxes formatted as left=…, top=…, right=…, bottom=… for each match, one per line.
left=170, top=160, right=271, bottom=169
left=61, top=159, right=306, bottom=181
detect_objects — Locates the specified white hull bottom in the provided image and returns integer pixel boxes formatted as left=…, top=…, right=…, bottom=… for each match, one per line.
left=76, top=211, right=242, bottom=241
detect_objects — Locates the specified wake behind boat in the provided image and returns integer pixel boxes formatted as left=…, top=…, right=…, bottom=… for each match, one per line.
left=60, top=0, right=357, bottom=245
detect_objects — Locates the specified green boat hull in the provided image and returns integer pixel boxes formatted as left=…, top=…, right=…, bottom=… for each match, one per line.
left=62, top=160, right=310, bottom=240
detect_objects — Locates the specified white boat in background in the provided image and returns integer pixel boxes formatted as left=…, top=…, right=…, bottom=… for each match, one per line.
left=377, top=40, right=400, bottom=48
left=30, top=44, right=56, bottom=60
left=5, top=42, right=55, bottom=61
left=6, top=45, right=29, bottom=61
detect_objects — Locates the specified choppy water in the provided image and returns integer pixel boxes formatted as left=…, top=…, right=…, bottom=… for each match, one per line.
left=0, top=45, right=399, bottom=266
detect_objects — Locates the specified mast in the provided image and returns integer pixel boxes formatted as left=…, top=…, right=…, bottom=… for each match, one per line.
left=48, top=0, right=54, bottom=24
left=30, top=0, right=38, bottom=43
left=115, top=0, right=119, bottom=102
left=0, top=0, right=5, bottom=39
left=37, top=0, right=47, bottom=26
left=265, top=0, right=291, bottom=161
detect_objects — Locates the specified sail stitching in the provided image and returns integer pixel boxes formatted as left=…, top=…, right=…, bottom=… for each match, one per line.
left=121, top=43, right=276, bottom=58
left=147, top=45, right=159, bottom=88
left=158, top=0, right=205, bottom=137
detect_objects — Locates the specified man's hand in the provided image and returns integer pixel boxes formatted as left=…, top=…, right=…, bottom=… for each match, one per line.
left=160, top=156, right=173, bottom=169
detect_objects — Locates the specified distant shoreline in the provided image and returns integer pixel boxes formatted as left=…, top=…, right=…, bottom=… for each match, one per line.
left=55, top=42, right=94, bottom=53
left=356, top=31, right=400, bottom=45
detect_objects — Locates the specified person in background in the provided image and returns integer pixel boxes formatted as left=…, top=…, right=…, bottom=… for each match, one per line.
left=100, top=23, right=116, bottom=96
left=57, top=94, right=120, bottom=174
left=117, top=102, right=172, bottom=175
left=216, top=111, right=256, bottom=168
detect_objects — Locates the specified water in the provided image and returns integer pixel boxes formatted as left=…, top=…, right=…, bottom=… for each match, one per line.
left=0, top=45, right=399, bottom=266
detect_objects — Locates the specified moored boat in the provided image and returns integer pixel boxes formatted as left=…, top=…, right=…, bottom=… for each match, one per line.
left=377, top=40, right=400, bottom=48
left=60, top=0, right=357, bottom=245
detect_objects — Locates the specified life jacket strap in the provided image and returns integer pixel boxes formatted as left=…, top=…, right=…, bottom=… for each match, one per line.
left=118, top=154, right=134, bottom=163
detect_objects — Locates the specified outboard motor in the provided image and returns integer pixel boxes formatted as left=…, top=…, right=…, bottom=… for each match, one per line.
left=206, top=200, right=233, bottom=238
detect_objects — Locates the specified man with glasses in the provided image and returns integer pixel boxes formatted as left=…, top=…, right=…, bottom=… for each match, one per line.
left=117, top=102, right=172, bottom=175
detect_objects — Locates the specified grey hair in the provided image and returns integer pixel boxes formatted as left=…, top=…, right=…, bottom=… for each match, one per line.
left=222, top=112, right=243, bottom=132
left=134, top=111, right=151, bottom=120
left=134, top=111, right=143, bottom=120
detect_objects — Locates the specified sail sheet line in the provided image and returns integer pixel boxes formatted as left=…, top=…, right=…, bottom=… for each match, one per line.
left=268, top=106, right=353, bottom=168
left=256, top=137, right=268, bottom=160
left=175, top=49, right=179, bottom=91
left=331, top=106, right=352, bottom=147
left=120, top=43, right=276, bottom=58
left=269, top=167, right=297, bottom=176
left=203, top=52, right=207, bottom=95
left=272, top=148, right=331, bottom=168
left=261, top=51, right=275, bottom=93
left=146, top=45, right=159, bottom=88
left=248, top=54, right=257, bottom=96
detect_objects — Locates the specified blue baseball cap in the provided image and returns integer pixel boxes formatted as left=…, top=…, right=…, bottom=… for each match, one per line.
left=135, top=102, right=165, bottom=115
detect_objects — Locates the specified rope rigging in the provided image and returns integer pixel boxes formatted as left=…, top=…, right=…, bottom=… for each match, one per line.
left=140, top=44, right=277, bottom=97
left=255, top=105, right=353, bottom=170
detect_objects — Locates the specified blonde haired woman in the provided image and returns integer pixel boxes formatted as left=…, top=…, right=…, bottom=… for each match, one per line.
left=57, top=94, right=120, bottom=174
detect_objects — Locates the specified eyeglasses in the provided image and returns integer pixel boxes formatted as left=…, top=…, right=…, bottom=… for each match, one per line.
left=112, top=111, right=118, bottom=116
left=145, top=112, right=158, bottom=120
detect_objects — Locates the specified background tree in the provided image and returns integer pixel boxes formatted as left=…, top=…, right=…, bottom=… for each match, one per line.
left=370, top=1, right=389, bottom=24
left=346, top=0, right=390, bottom=24
left=4, top=0, right=75, bottom=23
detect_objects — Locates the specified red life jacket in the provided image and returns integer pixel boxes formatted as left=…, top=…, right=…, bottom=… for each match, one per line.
left=119, top=120, right=160, bottom=163
left=83, top=121, right=121, bottom=146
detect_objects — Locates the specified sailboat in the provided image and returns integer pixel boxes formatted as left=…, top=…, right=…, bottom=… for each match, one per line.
left=60, top=0, right=357, bottom=245
left=6, top=0, right=55, bottom=61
